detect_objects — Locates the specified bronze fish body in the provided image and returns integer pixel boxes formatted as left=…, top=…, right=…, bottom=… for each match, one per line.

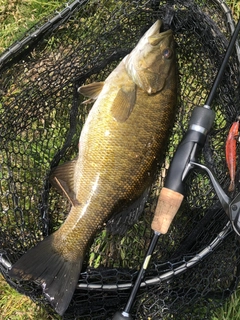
left=9, top=20, right=177, bottom=315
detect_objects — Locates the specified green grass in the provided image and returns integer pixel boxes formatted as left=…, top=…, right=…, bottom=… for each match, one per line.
left=0, top=0, right=240, bottom=319
left=0, top=1, right=70, bottom=318
left=230, top=0, right=240, bottom=18
left=0, top=0, right=65, bottom=53
left=212, top=289, right=240, bottom=320
left=0, top=274, right=58, bottom=319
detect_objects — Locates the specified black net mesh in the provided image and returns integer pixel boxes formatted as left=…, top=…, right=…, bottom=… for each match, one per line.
left=1, top=0, right=240, bottom=319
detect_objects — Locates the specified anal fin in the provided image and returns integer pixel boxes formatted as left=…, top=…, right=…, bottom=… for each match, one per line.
left=53, top=177, right=80, bottom=206
left=50, top=158, right=78, bottom=206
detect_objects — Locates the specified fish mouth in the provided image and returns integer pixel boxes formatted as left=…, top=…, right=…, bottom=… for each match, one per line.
left=148, top=20, right=173, bottom=45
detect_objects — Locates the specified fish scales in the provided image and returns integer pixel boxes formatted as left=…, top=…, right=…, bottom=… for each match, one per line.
left=54, top=76, right=175, bottom=258
left=9, top=20, right=177, bottom=315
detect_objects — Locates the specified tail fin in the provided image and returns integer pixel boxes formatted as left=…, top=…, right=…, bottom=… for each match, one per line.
left=9, top=235, right=82, bottom=316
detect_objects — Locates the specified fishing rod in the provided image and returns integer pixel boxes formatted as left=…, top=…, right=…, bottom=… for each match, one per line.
left=112, top=18, right=240, bottom=320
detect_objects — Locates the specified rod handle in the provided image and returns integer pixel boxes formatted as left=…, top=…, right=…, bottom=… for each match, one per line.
left=151, top=187, right=184, bottom=234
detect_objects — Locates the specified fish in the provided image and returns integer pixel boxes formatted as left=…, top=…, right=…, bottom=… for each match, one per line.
left=226, top=120, right=239, bottom=192
left=9, top=20, right=177, bottom=315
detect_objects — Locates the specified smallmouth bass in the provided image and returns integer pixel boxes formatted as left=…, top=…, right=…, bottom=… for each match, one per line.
left=9, top=20, right=177, bottom=315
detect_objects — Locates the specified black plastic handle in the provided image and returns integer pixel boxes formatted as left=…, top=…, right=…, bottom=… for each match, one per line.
left=164, top=106, right=215, bottom=194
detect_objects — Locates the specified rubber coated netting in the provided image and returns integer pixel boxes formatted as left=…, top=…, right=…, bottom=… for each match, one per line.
left=1, top=0, right=240, bottom=319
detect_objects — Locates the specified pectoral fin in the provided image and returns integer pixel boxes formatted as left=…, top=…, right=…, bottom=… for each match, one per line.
left=111, top=84, right=136, bottom=122
left=78, top=82, right=104, bottom=103
left=50, top=158, right=79, bottom=206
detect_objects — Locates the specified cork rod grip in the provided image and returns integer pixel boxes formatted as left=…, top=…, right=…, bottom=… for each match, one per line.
left=151, top=187, right=184, bottom=234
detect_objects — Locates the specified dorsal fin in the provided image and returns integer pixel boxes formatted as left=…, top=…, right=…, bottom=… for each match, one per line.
left=106, top=187, right=150, bottom=235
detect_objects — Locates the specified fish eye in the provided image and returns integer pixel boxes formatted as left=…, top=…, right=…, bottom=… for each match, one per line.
left=162, top=48, right=172, bottom=59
